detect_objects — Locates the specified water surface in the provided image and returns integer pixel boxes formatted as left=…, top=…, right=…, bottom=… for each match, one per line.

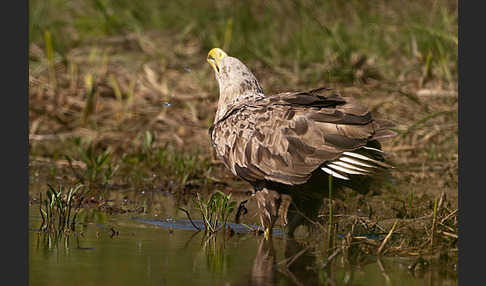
left=29, top=206, right=457, bottom=286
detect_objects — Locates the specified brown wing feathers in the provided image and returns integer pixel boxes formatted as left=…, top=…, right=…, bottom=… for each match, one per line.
left=210, top=88, right=392, bottom=185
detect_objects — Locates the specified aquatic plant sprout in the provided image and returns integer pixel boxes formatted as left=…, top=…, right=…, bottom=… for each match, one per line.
left=194, top=191, right=238, bottom=235
left=39, top=184, right=84, bottom=233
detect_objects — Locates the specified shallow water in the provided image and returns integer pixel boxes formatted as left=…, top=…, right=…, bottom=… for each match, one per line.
left=29, top=205, right=457, bottom=286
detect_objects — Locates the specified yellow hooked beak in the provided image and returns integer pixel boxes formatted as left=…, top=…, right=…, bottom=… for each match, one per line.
left=207, top=48, right=228, bottom=74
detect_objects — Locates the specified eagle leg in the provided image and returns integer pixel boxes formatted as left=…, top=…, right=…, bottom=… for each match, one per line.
left=279, top=194, right=292, bottom=228
left=254, top=188, right=283, bottom=239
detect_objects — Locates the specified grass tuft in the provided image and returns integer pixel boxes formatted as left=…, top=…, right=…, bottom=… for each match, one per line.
left=39, top=183, right=85, bottom=233
left=194, top=191, right=238, bottom=235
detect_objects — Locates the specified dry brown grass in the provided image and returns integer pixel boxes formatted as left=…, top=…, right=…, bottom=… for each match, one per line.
left=29, top=30, right=458, bottom=191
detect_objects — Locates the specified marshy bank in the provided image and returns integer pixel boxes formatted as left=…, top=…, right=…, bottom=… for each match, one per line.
left=29, top=0, right=457, bottom=285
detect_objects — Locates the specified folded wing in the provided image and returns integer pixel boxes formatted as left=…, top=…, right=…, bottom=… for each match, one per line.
left=210, top=87, right=394, bottom=185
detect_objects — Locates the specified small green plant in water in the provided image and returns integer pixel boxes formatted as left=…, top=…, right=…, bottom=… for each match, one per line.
left=195, top=191, right=237, bottom=235
left=39, top=184, right=84, bottom=234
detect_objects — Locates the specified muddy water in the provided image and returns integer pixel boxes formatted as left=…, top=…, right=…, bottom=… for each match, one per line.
left=29, top=204, right=457, bottom=286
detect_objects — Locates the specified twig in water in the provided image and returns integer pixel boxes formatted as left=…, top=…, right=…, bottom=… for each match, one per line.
left=277, top=267, right=305, bottom=286
left=377, top=258, right=392, bottom=284
left=278, top=245, right=311, bottom=268
left=179, top=207, right=201, bottom=231
left=321, top=248, right=342, bottom=269
left=377, top=219, right=398, bottom=255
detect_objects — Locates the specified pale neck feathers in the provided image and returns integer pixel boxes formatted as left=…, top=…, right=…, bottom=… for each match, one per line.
left=214, top=57, right=265, bottom=122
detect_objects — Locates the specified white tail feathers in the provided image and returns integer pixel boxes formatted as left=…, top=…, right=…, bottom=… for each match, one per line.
left=327, top=163, right=369, bottom=175
left=321, top=167, right=350, bottom=180
left=362, top=146, right=384, bottom=153
left=320, top=147, right=392, bottom=180
left=331, top=161, right=371, bottom=173
left=339, top=156, right=375, bottom=168
left=342, top=152, right=392, bottom=168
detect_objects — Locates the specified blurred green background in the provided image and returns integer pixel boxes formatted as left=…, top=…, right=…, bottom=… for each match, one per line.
left=30, top=0, right=457, bottom=84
